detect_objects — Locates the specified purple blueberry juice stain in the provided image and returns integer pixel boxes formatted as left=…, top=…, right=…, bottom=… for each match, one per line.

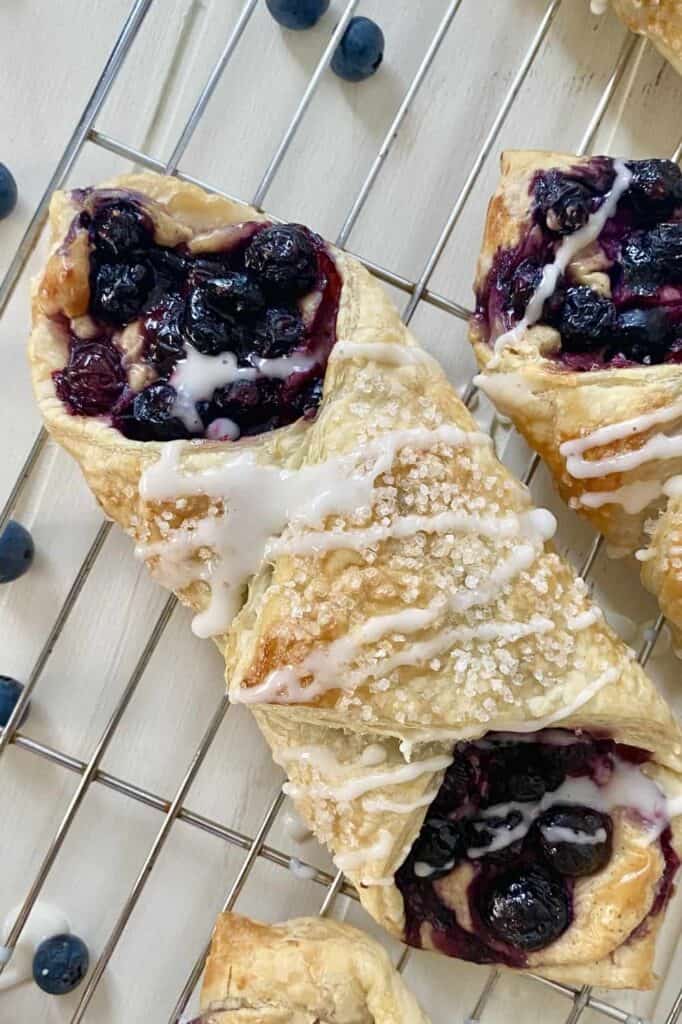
left=475, top=157, right=682, bottom=369
left=394, top=730, right=676, bottom=966
left=51, top=194, right=341, bottom=441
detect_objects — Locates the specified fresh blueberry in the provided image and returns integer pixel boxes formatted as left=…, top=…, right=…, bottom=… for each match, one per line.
left=266, top=0, right=329, bottom=30
left=0, top=676, right=29, bottom=727
left=203, top=273, right=265, bottom=319
left=33, top=933, right=89, bottom=995
left=608, top=307, right=672, bottom=364
left=54, top=341, right=126, bottom=416
left=331, top=16, right=385, bottom=82
left=90, top=261, right=152, bottom=324
left=252, top=307, right=305, bottom=359
left=127, top=383, right=189, bottom=442
left=184, top=285, right=251, bottom=356
left=552, top=286, right=617, bottom=351
left=245, top=225, right=317, bottom=298
left=0, top=164, right=18, bottom=221
left=626, top=159, right=682, bottom=216
left=90, top=200, right=153, bottom=261
left=537, top=805, right=612, bottom=877
left=412, top=816, right=468, bottom=877
left=481, top=867, right=570, bottom=951
left=534, top=171, right=596, bottom=235
left=0, top=521, right=35, bottom=583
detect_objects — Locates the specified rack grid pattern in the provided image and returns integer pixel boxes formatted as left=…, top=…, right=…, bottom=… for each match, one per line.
left=1, top=2, right=681, bottom=1021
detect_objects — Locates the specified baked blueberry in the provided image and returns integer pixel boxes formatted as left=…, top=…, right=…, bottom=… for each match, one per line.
left=90, top=200, right=153, bottom=260
left=0, top=521, right=35, bottom=583
left=33, top=933, right=89, bottom=995
left=90, top=261, right=152, bottom=324
left=245, top=224, right=317, bottom=297
left=54, top=341, right=125, bottom=415
left=331, top=16, right=385, bottom=82
left=212, top=378, right=283, bottom=427
left=534, top=171, right=595, bottom=235
left=252, top=307, right=305, bottom=358
left=203, top=272, right=265, bottom=318
left=537, top=805, right=612, bottom=877
left=552, top=286, right=616, bottom=351
left=0, top=676, right=29, bottom=727
left=623, top=223, right=682, bottom=290
left=0, top=163, right=18, bottom=220
left=128, top=383, right=189, bottom=441
left=626, top=159, right=682, bottom=216
left=184, top=285, right=250, bottom=356
left=292, top=376, right=323, bottom=419
left=511, top=260, right=543, bottom=317
left=266, top=0, right=329, bottom=30
left=608, top=307, right=671, bottom=364
left=481, top=867, right=570, bottom=951
left=143, top=293, right=187, bottom=375
left=412, top=816, right=468, bottom=876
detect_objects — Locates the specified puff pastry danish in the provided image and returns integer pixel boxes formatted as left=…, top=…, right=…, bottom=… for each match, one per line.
left=601, top=0, right=682, bottom=74
left=470, top=150, right=682, bottom=645
left=29, top=173, right=682, bottom=987
left=198, top=913, right=430, bottom=1023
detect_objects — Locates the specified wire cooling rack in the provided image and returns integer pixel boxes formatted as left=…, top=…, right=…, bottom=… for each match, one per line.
left=2, top=1, right=682, bottom=1021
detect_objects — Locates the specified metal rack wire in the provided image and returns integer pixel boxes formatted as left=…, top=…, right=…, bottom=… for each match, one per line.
left=1, top=1, right=681, bottom=1021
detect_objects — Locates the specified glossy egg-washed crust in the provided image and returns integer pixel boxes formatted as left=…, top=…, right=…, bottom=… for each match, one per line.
left=611, top=0, right=682, bottom=74
left=30, top=173, right=682, bottom=988
left=470, top=149, right=682, bottom=644
left=200, top=913, right=430, bottom=1023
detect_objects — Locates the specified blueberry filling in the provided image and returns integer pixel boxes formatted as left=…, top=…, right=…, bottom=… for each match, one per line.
left=51, top=196, right=341, bottom=441
left=474, top=157, right=682, bottom=369
left=395, top=731, right=677, bottom=967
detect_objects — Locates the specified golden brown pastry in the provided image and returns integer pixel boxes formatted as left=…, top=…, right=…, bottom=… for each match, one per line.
left=606, top=0, right=682, bottom=74
left=470, top=149, right=682, bottom=646
left=199, top=913, right=430, bottom=1023
left=29, top=173, right=682, bottom=987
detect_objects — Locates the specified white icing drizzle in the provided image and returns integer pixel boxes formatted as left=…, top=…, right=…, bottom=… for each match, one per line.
left=540, top=824, right=607, bottom=845
left=636, top=547, right=656, bottom=563
left=464, top=757, right=668, bottom=860
left=282, top=808, right=313, bottom=844
left=511, top=666, right=621, bottom=732
left=664, top=475, right=682, bottom=497
left=0, top=902, right=71, bottom=992
left=590, top=0, right=609, bottom=13
left=415, top=858, right=455, bottom=879
left=334, top=830, right=393, bottom=871
left=560, top=398, right=682, bottom=481
left=140, top=425, right=490, bottom=638
left=169, top=343, right=319, bottom=431
left=333, top=339, right=437, bottom=367
left=267, top=507, right=553, bottom=560
left=363, top=789, right=441, bottom=814
left=278, top=745, right=452, bottom=803
left=578, top=480, right=663, bottom=515
left=360, top=744, right=388, bottom=766
left=206, top=417, right=240, bottom=442
left=493, top=159, right=633, bottom=358
left=566, top=607, right=603, bottom=631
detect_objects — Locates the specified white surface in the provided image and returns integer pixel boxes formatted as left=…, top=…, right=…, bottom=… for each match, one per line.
left=1, top=1, right=682, bottom=1022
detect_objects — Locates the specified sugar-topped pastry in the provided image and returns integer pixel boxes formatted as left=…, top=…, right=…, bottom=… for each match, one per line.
left=471, top=151, right=682, bottom=647
left=29, top=173, right=682, bottom=986
left=592, top=0, right=682, bottom=75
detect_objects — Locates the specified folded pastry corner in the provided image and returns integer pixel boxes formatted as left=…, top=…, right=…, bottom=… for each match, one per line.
left=608, top=0, right=682, bottom=75
left=199, top=913, right=430, bottom=1023
left=29, top=172, right=682, bottom=988
left=470, top=149, right=682, bottom=646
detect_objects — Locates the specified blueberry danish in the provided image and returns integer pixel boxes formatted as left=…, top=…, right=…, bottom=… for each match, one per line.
left=29, top=174, right=682, bottom=986
left=471, top=151, right=682, bottom=644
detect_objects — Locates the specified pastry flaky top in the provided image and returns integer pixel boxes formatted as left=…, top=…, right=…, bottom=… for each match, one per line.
left=29, top=171, right=681, bottom=756
left=200, top=913, right=430, bottom=1024
left=611, top=0, right=682, bottom=74
left=468, top=150, right=682, bottom=642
